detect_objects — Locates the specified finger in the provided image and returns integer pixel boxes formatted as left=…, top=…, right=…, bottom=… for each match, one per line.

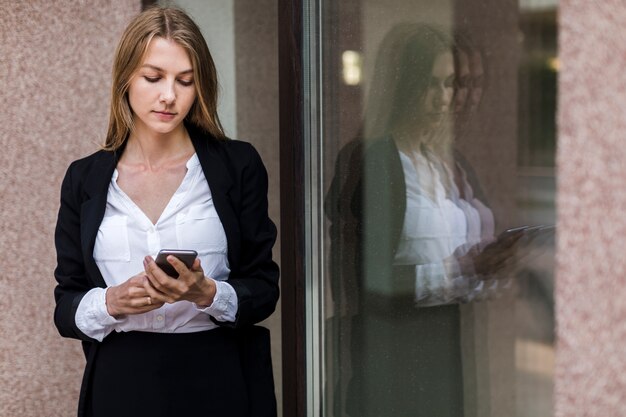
left=129, top=295, right=154, bottom=308
left=143, top=277, right=177, bottom=304
left=190, top=257, right=202, bottom=272
left=128, top=284, right=148, bottom=298
left=167, top=255, right=192, bottom=278
left=499, top=233, right=524, bottom=249
left=128, top=273, right=151, bottom=287
left=144, top=256, right=178, bottom=292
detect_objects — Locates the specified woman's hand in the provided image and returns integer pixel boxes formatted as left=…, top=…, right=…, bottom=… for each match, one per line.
left=105, top=272, right=165, bottom=318
left=461, top=232, right=523, bottom=278
left=142, top=255, right=217, bottom=307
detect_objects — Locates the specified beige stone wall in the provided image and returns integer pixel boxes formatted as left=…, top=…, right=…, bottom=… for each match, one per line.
left=556, top=1, right=626, bottom=415
left=0, top=1, right=138, bottom=415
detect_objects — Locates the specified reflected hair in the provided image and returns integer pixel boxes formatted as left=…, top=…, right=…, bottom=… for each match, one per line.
left=104, top=6, right=225, bottom=150
left=364, top=23, right=453, bottom=141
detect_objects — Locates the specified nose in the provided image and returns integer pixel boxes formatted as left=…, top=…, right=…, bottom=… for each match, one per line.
left=159, top=81, right=176, bottom=104
left=433, top=84, right=453, bottom=110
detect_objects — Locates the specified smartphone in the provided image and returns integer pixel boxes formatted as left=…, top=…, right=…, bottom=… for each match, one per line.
left=154, top=249, right=198, bottom=278
left=525, top=224, right=556, bottom=245
left=497, top=225, right=528, bottom=242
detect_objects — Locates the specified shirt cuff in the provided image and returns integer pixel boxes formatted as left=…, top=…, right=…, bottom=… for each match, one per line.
left=195, top=279, right=238, bottom=322
left=75, top=287, right=122, bottom=342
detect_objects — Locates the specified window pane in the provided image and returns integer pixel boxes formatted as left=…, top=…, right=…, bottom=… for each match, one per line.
left=318, top=1, right=556, bottom=416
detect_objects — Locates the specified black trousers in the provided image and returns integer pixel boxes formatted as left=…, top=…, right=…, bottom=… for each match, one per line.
left=88, top=328, right=252, bottom=417
left=347, top=303, right=464, bottom=417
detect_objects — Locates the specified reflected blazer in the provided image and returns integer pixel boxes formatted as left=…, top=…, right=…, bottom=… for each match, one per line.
left=53, top=123, right=279, bottom=348
left=329, top=136, right=488, bottom=306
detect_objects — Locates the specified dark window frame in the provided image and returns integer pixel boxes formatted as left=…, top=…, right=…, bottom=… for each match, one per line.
left=278, top=1, right=306, bottom=416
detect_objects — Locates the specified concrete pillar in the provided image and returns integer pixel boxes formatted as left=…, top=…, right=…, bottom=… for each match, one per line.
left=556, top=1, right=626, bottom=415
left=0, top=1, right=139, bottom=416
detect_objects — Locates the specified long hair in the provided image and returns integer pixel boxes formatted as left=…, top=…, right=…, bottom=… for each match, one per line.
left=104, top=6, right=225, bottom=150
left=362, top=23, right=457, bottom=200
left=363, top=23, right=453, bottom=152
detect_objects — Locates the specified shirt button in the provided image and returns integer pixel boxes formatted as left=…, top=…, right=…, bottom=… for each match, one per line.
left=156, top=315, right=164, bottom=322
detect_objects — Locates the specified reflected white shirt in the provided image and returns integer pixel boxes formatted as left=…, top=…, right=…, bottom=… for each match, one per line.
left=75, top=153, right=238, bottom=342
left=394, top=150, right=498, bottom=306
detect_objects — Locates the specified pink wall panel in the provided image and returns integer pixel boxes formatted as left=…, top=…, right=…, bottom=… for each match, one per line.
left=557, top=1, right=626, bottom=415
left=0, top=1, right=138, bottom=415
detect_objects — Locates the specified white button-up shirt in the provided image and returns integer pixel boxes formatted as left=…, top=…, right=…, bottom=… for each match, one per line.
left=75, top=153, right=238, bottom=341
left=394, top=150, right=500, bottom=306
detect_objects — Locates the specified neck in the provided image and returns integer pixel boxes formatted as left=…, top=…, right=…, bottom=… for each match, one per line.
left=391, top=122, right=430, bottom=152
left=392, top=120, right=453, bottom=163
left=124, top=122, right=194, bottom=169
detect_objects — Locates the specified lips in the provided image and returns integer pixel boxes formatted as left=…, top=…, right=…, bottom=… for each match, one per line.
left=153, top=111, right=177, bottom=121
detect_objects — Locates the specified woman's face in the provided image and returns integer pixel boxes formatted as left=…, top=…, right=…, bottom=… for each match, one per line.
left=453, top=50, right=470, bottom=113
left=127, top=37, right=197, bottom=136
left=421, top=51, right=455, bottom=128
left=468, top=51, right=484, bottom=112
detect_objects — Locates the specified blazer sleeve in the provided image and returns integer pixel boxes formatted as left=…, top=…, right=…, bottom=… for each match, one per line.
left=53, top=163, right=98, bottom=342
left=223, top=144, right=280, bottom=328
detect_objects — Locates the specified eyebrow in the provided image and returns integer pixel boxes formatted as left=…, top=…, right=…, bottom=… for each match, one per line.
left=140, top=64, right=193, bottom=75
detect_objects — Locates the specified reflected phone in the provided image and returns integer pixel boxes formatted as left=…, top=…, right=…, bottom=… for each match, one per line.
left=497, top=225, right=528, bottom=243
left=154, top=249, right=198, bottom=278
left=525, top=224, right=556, bottom=245
left=497, top=225, right=556, bottom=248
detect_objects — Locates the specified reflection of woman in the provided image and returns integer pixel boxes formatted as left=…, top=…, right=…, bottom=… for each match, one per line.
left=328, top=24, right=509, bottom=416
left=53, top=7, right=278, bottom=417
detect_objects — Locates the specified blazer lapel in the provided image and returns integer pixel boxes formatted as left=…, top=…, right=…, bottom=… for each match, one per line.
left=189, top=128, right=241, bottom=268
left=80, top=150, right=118, bottom=288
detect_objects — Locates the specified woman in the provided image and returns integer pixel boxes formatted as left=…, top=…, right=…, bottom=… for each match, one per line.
left=327, top=24, right=514, bottom=416
left=53, top=6, right=278, bottom=417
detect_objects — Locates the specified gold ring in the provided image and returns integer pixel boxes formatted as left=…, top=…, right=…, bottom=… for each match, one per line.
left=147, top=296, right=152, bottom=306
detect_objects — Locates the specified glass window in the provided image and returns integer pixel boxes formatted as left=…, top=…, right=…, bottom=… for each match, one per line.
left=308, top=0, right=557, bottom=415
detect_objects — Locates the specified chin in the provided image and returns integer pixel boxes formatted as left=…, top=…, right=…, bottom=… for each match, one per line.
left=149, top=122, right=183, bottom=135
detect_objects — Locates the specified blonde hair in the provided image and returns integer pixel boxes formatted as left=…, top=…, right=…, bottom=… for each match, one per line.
left=104, top=6, right=225, bottom=150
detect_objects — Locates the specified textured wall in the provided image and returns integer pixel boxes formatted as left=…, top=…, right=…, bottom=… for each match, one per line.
left=557, top=1, right=626, bottom=415
left=0, top=1, right=138, bottom=416
left=175, top=0, right=239, bottom=137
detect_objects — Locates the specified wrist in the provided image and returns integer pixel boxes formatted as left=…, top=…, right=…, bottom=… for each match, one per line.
left=196, top=277, right=217, bottom=308
left=105, top=286, right=121, bottom=318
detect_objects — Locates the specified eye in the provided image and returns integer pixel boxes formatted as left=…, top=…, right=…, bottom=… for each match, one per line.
left=143, top=76, right=160, bottom=83
left=455, top=75, right=470, bottom=88
left=471, top=75, right=485, bottom=89
left=178, top=79, right=194, bottom=87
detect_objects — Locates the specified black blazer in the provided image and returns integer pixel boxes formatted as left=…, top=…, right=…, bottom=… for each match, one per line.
left=54, top=122, right=279, bottom=342
left=54, top=124, right=279, bottom=416
left=53, top=123, right=279, bottom=340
